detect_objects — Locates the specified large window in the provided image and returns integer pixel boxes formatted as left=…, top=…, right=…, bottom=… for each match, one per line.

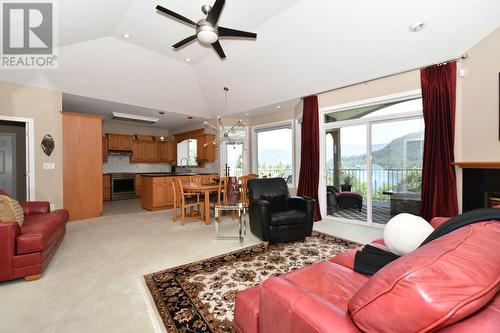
left=254, top=123, right=293, bottom=183
left=323, top=94, right=424, bottom=226
left=177, top=139, right=197, bottom=166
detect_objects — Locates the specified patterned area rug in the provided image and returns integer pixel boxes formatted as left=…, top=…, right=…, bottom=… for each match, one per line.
left=144, top=232, right=358, bottom=333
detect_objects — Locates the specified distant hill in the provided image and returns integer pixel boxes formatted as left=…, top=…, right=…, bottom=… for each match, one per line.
left=328, top=131, right=423, bottom=169
left=258, top=149, right=292, bottom=167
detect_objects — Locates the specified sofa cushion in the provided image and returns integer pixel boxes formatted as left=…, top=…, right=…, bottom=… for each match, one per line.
left=348, top=221, right=500, bottom=333
left=17, top=210, right=68, bottom=254
left=269, top=210, right=307, bottom=226
left=0, top=195, right=24, bottom=226
left=283, top=261, right=368, bottom=311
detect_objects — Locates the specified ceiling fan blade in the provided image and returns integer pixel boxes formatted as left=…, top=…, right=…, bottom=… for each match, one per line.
left=211, top=41, right=226, bottom=59
left=218, top=26, right=257, bottom=39
left=206, top=0, right=225, bottom=26
left=172, top=35, right=197, bottom=49
left=156, top=5, right=196, bottom=27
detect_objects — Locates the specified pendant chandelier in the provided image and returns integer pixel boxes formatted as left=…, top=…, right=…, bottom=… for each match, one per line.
left=203, top=87, right=246, bottom=149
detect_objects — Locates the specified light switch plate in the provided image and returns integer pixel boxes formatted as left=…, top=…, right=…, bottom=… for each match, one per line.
left=43, top=162, right=55, bottom=170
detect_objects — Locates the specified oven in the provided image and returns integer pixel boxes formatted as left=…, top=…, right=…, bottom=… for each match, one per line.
left=111, top=173, right=136, bottom=200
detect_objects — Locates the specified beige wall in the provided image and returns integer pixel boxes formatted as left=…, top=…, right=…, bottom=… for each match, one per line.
left=0, top=81, right=63, bottom=209
left=318, top=70, right=420, bottom=109
left=457, top=27, right=500, bottom=161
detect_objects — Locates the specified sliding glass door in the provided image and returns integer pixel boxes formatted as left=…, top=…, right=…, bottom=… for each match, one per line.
left=323, top=96, right=424, bottom=227
left=326, top=125, right=368, bottom=223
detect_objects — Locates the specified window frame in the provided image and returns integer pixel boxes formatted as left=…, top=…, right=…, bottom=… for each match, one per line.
left=251, top=120, right=295, bottom=187
left=319, top=89, right=423, bottom=227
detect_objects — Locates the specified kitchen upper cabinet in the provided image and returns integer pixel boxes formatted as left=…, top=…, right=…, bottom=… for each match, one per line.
left=107, top=134, right=133, bottom=151
left=144, top=141, right=157, bottom=161
left=166, top=141, right=177, bottom=163
left=131, top=140, right=145, bottom=162
left=197, top=134, right=216, bottom=162
left=157, top=140, right=177, bottom=163
left=131, top=136, right=157, bottom=162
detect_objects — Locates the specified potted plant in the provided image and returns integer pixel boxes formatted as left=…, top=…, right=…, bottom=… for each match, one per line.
left=341, top=175, right=352, bottom=192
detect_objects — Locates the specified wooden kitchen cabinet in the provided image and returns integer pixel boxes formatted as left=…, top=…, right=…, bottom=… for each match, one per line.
left=157, top=140, right=177, bottom=163
left=103, top=175, right=111, bottom=201
left=63, top=112, right=103, bottom=220
left=107, top=134, right=133, bottom=151
left=102, top=137, right=108, bottom=163
left=141, top=176, right=179, bottom=211
left=166, top=141, right=177, bottom=163
left=144, top=141, right=157, bottom=161
left=131, top=141, right=145, bottom=162
left=135, top=174, right=142, bottom=197
left=197, top=134, right=216, bottom=162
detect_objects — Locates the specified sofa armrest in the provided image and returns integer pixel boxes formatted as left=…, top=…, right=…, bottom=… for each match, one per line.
left=0, top=221, right=21, bottom=281
left=260, top=277, right=359, bottom=333
left=430, top=217, right=450, bottom=229
left=19, top=201, right=50, bottom=216
left=288, top=196, right=315, bottom=236
left=249, top=200, right=271, bottom=241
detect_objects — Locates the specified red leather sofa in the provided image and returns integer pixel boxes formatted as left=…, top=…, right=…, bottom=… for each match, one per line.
left=234, top=217, right=500, bottom=332
left=0, top=190, right=69, bottom=282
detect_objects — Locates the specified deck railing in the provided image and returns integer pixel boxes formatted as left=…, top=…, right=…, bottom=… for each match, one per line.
left=327, top=168, right=422, bottom=200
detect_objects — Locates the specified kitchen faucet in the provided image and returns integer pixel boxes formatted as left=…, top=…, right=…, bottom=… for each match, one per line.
left=180, top=157, right=191, bottom=173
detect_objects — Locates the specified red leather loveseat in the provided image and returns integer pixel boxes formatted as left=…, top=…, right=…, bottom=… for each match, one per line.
left=0, top=190, right=69, bottom=282
left=234, top=217, right=500, bottom=332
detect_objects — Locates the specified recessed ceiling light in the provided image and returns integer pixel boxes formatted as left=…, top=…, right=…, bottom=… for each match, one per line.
left=245, top=112, right=249, bottom=116
left=122, top=33, right=131, bottom=39
left=185, top=58, right=192, bottom=62
left=409, top=22, right=425, bottom=32
left=276, top=105, right=281, bottom=109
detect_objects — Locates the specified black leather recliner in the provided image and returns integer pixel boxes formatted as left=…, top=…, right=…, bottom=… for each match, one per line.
left=248, top=178, right=316, bottom=243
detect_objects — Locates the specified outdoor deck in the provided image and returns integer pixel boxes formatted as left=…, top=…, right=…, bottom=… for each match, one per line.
left=327, top=200, right=391, bottom=225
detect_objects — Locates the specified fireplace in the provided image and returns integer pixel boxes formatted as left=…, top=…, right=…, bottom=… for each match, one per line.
left=462, top=168, right=500, bottom=211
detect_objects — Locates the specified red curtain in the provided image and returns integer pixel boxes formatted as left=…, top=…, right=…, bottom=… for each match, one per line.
left=297, top=95, right=322, bottom=221
left=419, top=61, right=458, bottom=221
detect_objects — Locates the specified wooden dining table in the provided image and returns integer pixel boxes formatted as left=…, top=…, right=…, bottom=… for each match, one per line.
left=182, top=182, right=220, bottom=225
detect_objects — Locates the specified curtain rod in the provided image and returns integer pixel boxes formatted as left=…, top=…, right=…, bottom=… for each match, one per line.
left=300, top=54, right=468, bottom=99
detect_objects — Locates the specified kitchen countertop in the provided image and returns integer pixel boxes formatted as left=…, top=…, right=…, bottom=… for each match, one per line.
left=140, top=172, right=215, bottom=177
left=103, top=172, right=215, bottom=177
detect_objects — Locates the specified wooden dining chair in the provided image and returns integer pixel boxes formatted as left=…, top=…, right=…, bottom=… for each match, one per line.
left=177, top=178, right=204, bottom=224
left=239, top=174, right=258, bottom=204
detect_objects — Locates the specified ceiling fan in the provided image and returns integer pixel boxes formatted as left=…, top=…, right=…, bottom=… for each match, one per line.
left=156, top=0, right=257, bottom=59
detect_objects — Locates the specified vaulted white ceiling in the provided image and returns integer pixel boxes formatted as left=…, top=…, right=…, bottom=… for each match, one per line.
left=0, top=0, right=499, bottom=128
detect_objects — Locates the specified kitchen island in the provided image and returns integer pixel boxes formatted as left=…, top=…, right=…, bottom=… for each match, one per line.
left=140, top=173, right=217, bottom=211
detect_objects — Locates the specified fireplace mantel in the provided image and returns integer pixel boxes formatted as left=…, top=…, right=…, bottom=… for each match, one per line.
left=453, top=162, right=500, bottom=169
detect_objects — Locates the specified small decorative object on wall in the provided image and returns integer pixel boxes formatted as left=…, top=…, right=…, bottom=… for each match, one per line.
left=41, top=135, right=55, bottom=156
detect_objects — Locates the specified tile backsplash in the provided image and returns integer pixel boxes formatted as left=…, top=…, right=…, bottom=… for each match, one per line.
left=103, top=156, right=218, bottom=174
left=103, top=155, right=171, bottom=173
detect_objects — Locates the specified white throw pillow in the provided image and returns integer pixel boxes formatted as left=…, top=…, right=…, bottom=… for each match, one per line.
left=383, top=213, right=434, bottom=256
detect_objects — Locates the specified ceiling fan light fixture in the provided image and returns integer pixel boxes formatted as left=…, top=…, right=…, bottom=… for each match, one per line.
left=197, top=30, right=218, bottom=44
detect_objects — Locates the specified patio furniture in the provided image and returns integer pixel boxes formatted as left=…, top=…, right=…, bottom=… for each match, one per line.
left=327, top=186, right=363, bottom=212
left=383, top=190, right=421, bottom=216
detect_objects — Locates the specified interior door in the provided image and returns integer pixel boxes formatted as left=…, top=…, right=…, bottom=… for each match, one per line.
left=0, top=133, right=16, bottom=198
